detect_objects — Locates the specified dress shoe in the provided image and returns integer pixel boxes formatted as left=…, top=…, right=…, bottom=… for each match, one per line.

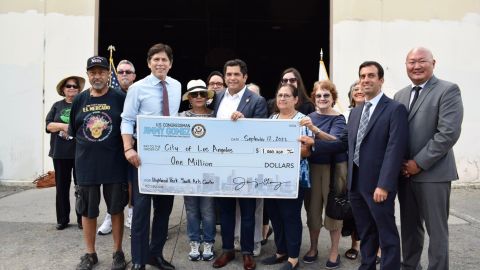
left=56, top=223, right=68, bottom=230
left=130, top=264, right=145, bottom=270
left=243, top=254, right=256, bottom=270
left=147, top=256, right=175, bottom=270
left=212, top=251, right=235, bottom=268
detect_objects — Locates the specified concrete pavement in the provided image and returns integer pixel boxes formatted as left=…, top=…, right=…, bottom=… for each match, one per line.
left=0, top=186, right=479, bottom=270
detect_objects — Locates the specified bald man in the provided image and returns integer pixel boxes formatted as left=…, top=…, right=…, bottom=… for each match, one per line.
left=394, top=47, right=464, bottom=270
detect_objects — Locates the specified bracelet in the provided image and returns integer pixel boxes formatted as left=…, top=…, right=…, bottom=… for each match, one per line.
left=124, top=147, right=134, bottom=153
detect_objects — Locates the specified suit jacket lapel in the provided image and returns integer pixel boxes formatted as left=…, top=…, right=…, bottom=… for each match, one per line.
left=237, top=89, right=252, bottom=113
left=364, top=94, right=389, bottom=137
left=214, top=90, right=226, bottom=115
left=408, top=76, right=438, bottom=121
left=350, top=105, right=363, bottom=144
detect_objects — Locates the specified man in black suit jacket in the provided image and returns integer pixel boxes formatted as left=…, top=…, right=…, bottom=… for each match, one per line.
left=314, top=61, right=408, bottom=270
left=212, top=59, right=268, bottom=270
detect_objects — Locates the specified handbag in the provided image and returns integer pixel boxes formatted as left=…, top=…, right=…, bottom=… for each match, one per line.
left=325, top=163, right=352, bottom=220
left=32, top=171, right=56, bottom=188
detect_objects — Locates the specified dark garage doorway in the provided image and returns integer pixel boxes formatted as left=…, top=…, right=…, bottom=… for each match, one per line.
left=99, top=0, right=329, bottom=101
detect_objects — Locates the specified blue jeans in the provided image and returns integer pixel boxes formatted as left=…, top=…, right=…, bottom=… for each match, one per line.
left=184, top=196, right=216, bottom=243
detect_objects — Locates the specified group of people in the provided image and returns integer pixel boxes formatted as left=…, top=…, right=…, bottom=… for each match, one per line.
left=45, top=43, right=463, bottom=270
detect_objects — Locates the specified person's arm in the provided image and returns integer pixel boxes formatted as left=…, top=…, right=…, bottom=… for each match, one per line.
left=45, top=103, right=68, bottom=133
left=377, top=104, right=409, bottom=193
left=299, top=117, right=337, bottom=141
left=121, top=87, right=141, bottom=167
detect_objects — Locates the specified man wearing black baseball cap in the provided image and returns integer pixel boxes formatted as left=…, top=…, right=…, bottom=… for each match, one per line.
left=69, top=56, right=128, bottom=270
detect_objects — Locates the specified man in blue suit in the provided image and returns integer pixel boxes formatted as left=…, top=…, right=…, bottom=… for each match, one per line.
left=314, top=61, right=408, bottom=270
left=212, top=59, right=268, bottom=270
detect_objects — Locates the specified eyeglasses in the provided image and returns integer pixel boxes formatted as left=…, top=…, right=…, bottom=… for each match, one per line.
left=117, top=70, right=134, bottom=75
left=188, top=92, right=208, bottom=98
left=315, top=93, right=331, bottom=99
left=281, top=78, right=297, bottom=84
left=208, top=82, right=224, bottom=87
left=277, top=93, right=293, bottom=99
left=64, top=84, right=79, bottom=89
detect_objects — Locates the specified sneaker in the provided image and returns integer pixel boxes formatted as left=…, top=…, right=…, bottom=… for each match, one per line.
left=202, top=242, right=215, bottom=261
left=98, top=213, right=112, bottom=235
left=76, top=253, right=98, bottom=270
left=234, top=237, right=241, bottom=251
left=125, top=207, right=133, bottom=228
left=325, top=255, right=340, bottom=269
left=189, top=241, right=201, bottom=261
left=111, top=250, right=127, bottom=270
left=253, top=241, right=262, bottom=257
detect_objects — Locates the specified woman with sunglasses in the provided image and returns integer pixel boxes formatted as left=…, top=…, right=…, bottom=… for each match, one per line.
left=179, top=79, right=217, bottom=262
left=45, top=75, right=85, bottom=230
left=261, top=83, right=313, bottom=270
left=276, top=68, right=315, bottom=115
left=300, top=80, right=347, bottom=269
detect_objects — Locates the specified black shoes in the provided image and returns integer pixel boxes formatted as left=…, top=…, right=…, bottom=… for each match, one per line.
left=147, top=256, right=175, bottom=270
left=261, top=226, right=273, bottom=245
left=131, top=264, right=145, bottom=270
left=76, top=253, right=98, bottom=270
left=261, top=254, right=288, bottom=265
left=56, top=223, right=68, bottom=230
left=111, top=250, right=127, bottom=270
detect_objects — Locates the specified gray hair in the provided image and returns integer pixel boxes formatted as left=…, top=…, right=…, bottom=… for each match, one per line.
left=117, top=59, right=135, bottom=73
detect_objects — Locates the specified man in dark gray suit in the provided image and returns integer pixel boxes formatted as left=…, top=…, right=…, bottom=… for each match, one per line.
left=212, top=59, right=268, bottom=270
left=395, top=47, right=464, bottom=270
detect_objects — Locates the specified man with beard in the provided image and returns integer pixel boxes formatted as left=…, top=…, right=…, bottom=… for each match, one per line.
left=97, top=59, right=137, bottom=235
left=69, top=56, right=128, bottom=270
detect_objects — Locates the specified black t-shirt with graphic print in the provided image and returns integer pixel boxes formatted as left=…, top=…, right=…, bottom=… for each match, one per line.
left=45, top=99, right=75, bottom=159
left=68, top=88, right=127, bottom=185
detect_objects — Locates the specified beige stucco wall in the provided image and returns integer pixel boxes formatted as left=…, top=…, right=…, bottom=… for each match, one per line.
left=331, top=0, right=480, bottom=184
left=0, top=0, right=96, bottom=184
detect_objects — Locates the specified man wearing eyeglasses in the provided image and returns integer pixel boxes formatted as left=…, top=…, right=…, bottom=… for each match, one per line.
left=212, top=59, right=268, bottom=270
left=97, top=59, right=137, bottom=236
left=395, top=47, right=464, bottom=270
left=121, top=43, right=181, bottom=270
left=69, top=56, right=128, bottom=270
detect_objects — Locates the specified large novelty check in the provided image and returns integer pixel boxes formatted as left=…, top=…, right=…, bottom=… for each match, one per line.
left=137, top=116, right=301, bottom=198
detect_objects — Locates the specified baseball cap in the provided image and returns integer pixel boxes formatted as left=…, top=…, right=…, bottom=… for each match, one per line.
left=86, top=56, right=109, bottom=70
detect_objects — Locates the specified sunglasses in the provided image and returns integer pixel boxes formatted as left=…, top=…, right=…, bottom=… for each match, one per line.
left=281, top=78, right=297, bottom=84
left=315, top=93, right=331, bottom=99
left=188, top=91, right=208, bottom=98
left=65, top=84, right=79, bottom=89
left=117, top=70, right=134, bottom=75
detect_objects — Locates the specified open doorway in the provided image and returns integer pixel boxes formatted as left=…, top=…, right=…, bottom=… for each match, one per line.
left=99, top=0, right=329, bottom=100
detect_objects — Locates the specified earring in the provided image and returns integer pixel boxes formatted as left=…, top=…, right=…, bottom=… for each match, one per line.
left=189, top=103, right=192, bottom=109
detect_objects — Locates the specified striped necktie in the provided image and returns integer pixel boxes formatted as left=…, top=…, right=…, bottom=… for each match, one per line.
left=353, top=102, right=372, bottom=166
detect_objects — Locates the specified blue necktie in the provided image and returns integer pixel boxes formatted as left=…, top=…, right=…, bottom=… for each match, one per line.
left=353, top=102, right=372, bottom=166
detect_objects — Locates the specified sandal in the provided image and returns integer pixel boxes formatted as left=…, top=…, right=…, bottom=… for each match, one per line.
left=345, top=248, right=359, bottom=260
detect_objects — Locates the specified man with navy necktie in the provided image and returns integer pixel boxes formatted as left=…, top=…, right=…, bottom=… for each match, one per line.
left=395, top=47, right=464, bottom=270
left=121, top=43, right=181, bottom=270
left=312, top=61, right=408, bottom=270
